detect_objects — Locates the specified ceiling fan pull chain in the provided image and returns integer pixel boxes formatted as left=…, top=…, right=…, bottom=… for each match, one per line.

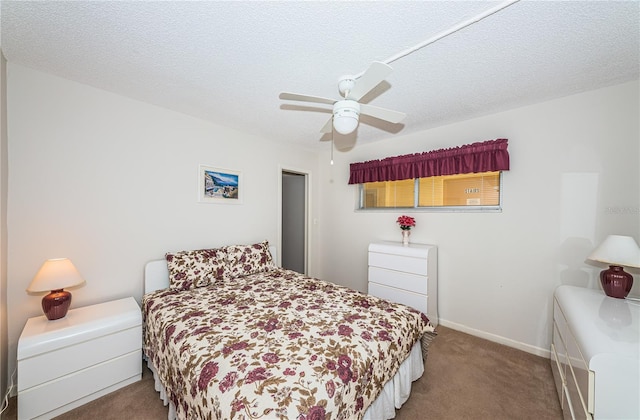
left=330, top=132, right=334, bottom=166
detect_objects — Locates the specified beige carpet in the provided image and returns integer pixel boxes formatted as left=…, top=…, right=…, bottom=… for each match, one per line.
left=2, top=326, right=562, bottom=420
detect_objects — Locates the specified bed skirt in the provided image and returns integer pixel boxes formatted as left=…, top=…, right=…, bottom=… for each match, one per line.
left=146, top=339, right=426, bottom=420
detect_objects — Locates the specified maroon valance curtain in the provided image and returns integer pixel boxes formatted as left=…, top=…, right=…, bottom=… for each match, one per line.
left=348, top=138, right=510, bottom=184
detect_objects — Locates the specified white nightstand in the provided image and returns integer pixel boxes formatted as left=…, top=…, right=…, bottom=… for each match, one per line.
left=17, top=297, right=142, bottom=420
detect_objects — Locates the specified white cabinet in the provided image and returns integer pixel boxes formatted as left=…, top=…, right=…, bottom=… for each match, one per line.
left=18, top=297, right=142, bottom=419
left=368, top=241, right=438, bottom=326
left=551, top=285, right=639, bottom=420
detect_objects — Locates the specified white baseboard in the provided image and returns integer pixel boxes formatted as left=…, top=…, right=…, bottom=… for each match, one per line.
left=438, top=319, right=550, bottom=359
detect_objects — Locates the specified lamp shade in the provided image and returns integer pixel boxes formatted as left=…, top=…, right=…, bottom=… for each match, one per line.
left=27, top=258, right=85, bottom=293
left=587, top=235, right=640, bottom=268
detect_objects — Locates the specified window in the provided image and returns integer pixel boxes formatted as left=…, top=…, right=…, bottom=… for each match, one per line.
left=363, top=178, right=415, bottom=208
left=350, top=139, right=509, bottom=212
left=359, top=171, right=503, bottom=211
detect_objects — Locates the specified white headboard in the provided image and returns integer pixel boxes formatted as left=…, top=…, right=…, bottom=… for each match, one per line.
left=144, top=245, right=277, bottom=294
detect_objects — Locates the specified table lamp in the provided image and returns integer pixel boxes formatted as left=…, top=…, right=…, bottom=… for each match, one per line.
left=27, top=258, right=85, bottom=320
left=587, top=235, right=640, bottom=299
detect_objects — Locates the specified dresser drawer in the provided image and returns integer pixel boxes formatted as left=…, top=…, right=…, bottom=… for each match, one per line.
left=18, top=325, right=142, bottom=391
left=552, top=298, right=592, bottom=419
left=552, top=315, right=569, bottom=393
left=18, top=350, right=141, bottom=420
left=561, top=324, right=591, bottom=415
left=565, top=361, right=592, bottom=419
left=550, top=343, right=565, bottom=406
left=368, top=282, right=427, bottom=313
left=368, top=266, right=427, bottom=294
left=561, top=383, right=577, bottom=420
left=368, top=252, right=427, bottom=276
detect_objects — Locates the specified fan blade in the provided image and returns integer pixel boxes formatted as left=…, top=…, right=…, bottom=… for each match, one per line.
left=360, top=103, right=406, bottom=124
left=320, top=117, right=333, bottom=133
left=347, top=61, right=393, bottom=101
left=279, top=92, right=336, bottom=106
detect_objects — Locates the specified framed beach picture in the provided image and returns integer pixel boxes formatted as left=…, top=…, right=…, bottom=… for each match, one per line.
left=198, top=165, right=243, bottom=204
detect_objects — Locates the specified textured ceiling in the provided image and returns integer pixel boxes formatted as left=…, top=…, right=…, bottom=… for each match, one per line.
left=1, top=1, right=639, bottom=152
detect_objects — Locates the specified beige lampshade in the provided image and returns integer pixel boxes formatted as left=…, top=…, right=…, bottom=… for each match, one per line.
left=587, top=235, right=640, bottom=268
left=27, top=258, right=85, bottom=293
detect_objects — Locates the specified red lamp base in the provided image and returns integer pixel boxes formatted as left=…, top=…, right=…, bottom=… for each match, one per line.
left=600, top=265, right=633, bottom=299
left=42, top=289, right=72, bottom=320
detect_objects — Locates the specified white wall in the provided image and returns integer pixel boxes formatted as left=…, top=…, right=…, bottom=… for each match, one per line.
left=317, top=81, right=639, bottom=356
left=5, top=63, right=320, bottom=382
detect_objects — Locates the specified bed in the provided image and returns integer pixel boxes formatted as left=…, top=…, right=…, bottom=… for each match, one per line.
left=142, top=241, right=435, bottom=419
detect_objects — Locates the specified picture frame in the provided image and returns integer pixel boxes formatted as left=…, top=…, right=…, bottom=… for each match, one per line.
left=198, top=165, right=243, bottom=204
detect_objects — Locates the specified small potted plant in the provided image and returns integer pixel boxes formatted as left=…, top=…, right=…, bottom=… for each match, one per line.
left=396, top=215, right=416, bottom=245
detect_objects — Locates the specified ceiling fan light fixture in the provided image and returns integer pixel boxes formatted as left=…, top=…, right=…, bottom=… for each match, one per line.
left=333, top=100, right=360, bottom=135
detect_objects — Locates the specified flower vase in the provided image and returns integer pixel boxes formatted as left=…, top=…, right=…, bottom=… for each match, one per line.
left=401, top=229, right=410, bottom=246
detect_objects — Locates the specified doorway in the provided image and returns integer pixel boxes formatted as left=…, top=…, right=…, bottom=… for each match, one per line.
left=280, top=170, right=308, bottom=274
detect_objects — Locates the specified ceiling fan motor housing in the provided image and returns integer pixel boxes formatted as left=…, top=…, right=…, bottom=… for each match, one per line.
left=338, top=77, right=356, bottom=97
left=333, top=100, right=360, bottom=134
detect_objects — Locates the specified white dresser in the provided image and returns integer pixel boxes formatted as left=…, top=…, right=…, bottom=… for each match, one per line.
left=368, top=241, right=438, bottom=326
left=551, top=285, right=639, bottom=420
left=18, top=297, right=142, bottom=419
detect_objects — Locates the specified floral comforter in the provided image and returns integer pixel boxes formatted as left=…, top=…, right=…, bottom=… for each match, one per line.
left=142, top=268, right=432, bottom=420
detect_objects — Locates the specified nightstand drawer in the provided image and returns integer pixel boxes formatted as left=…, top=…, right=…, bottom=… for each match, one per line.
left=368, top=282, right=427, bottom=313
left=18, top=325, right=142, bottom=391
left=368, top=266, right=427, bottom=294
left=18, top=350, right=141, bottom=420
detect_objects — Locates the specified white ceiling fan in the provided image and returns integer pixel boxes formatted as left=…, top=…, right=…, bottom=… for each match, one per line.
left=279, top=61, right=406, bottom=135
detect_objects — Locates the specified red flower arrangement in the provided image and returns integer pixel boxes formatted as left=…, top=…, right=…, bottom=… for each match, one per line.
left=396, top=215, right=416, bottom=230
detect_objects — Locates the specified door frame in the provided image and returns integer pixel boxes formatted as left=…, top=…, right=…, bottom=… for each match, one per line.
left=277, top=165, right=311, bottom=274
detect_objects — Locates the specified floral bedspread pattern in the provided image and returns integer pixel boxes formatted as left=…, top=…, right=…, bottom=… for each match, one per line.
left=143, top=268, right=432, bottom=420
